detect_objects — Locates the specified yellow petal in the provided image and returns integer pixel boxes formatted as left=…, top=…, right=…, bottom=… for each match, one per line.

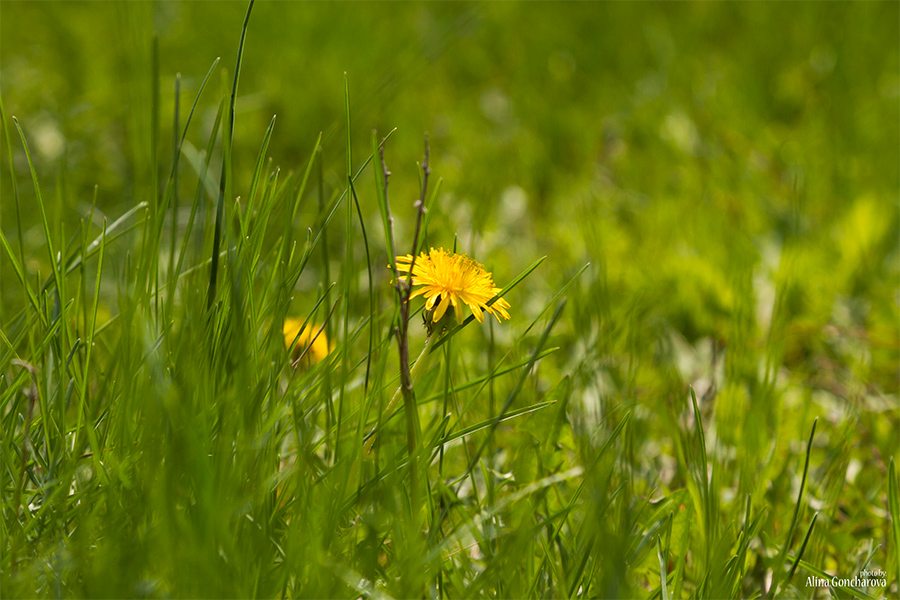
left=469, top=302, right=484, bottom=323
left=432, top=294, right=451, bottom=322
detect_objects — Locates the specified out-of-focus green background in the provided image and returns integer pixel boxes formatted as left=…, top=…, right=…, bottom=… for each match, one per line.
left=3, top=0, right=897, bottom=385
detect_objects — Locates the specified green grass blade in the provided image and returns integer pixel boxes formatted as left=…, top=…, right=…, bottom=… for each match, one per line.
left=247, top=114, right=277, bottom=223
left=208, top=0, right=255, bottom=311
left=373, top=129, right=399, bottom=275
left=175, top=98, right=224, bottom=289
left=55, top=202, right=149, bottom=287
left=786, top=512, right=818, bottom=585
left=789, top=557, right=881, bottom=600
left=73, top=218, right=106, bottom=457
left=415, top=177, right=442, bottom=257
left=0, top=228, right=40, bottom=316
left=335, top=73, right=354, bottom=459
left=430, top=400, right=556, bottom=452
left=775, top=417, right=818, bottom=594
left=657, top=534, right=670, bottom=600
left=0, top=93, right=25, bottom=277
left=889, top=458, right=900, bottom=588
left=451, top=298, right=566, bottom=486
left=419, top=347, right=559, bottom=404
left=13, top=118, right=63, bottom=308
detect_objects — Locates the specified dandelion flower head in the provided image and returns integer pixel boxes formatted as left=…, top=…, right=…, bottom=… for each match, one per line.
left=283, top=319, right=330, bottom=365
left=395, top=248, right=511, bottom=325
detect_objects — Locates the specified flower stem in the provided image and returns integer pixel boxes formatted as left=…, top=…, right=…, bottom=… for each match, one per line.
left=364, top=332, right=436, bottom=455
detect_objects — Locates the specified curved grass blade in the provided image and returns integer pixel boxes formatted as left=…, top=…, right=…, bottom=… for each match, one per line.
left=429, top=400, right=556, bottom=455
left=349, top=178, right=374, bottom=394
left=786, top=512, right=818, bottom=585
left=774, top=417, right=817, bottom=594
left=13, top=117, right=63, bottom=305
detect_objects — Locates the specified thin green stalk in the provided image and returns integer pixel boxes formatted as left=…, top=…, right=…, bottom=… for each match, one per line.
left=166, top=74, right=181, bottom=312
left=774, top=417, right=818, bottom=595
left=73, top=219, right=106, bottom=459
left=207, top=0, right=254, bottom=312
left=890, top=458, right=900, bottom=590
left=335, top=74, right=353, bottom=460
left=364, top=333, right=436, bottom=455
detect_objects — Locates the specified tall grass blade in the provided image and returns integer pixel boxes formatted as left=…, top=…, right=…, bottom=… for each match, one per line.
left=208, top=0, right=255, bottom=311
left=889, top=458, right=900, bottom=589
left=657, top=535, right=670, bottom=600
left=774, top=417, right=817, bottom=595
left=13, top=118, right=63, bottom=309
left=785, top=512, right=818, bottom=585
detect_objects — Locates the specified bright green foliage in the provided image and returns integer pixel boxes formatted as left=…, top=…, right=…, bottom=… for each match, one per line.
left=1, top=2, right=897, bottom=598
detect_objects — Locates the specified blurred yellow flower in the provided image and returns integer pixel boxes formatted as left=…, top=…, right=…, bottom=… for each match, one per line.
left=395, top=248, right=511, bottom=325
left=283, top=318, right=330, bottom=365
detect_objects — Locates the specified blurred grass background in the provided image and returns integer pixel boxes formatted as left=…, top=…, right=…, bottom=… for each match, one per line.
left=3, top=1, right=898, bottom=349
left=2, top=1, right=898, bottom=598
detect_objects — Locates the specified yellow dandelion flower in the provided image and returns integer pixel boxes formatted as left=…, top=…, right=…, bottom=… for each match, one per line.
left=283, top=318, right=330, bottom=365
left=395, top=247, right=511, bottom=325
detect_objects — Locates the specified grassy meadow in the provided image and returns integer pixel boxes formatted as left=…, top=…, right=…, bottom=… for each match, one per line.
left=1, top=2, right=898, bottom=598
